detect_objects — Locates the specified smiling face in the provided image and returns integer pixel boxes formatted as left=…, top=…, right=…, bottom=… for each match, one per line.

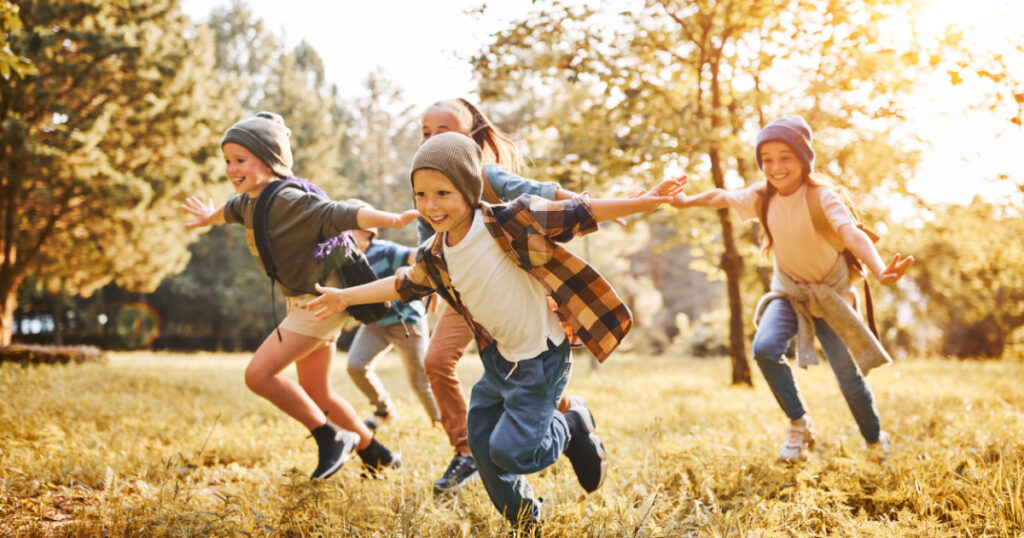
left=759, top=141, right=806, bottom=195
left=412, top=168, right=473, bottom=246
left=420, top=104, right=470, bottom=146
left=222, top=142, right=275, bottom=196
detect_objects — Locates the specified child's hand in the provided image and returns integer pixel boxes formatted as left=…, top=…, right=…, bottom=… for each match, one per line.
left=308, top=283, right=349, bottom=320
left=182, top=196, right=218, bottom=229
left=654, top=175, right=687, bottom=197
left=390, top=209, right=421, bottom=229
left=876, top=253, right=915, bottom=285
left=632, top=176, right=687, bottom=209
left=670, top=194, right=698, bottom=208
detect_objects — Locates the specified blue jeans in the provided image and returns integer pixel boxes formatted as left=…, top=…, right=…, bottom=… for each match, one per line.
left=467, top=339, right=572, bottom=527
left=751, top=297, right=881, bottom=443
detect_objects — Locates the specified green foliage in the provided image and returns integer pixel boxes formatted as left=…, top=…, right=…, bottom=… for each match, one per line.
left=0, top=0, right=237, bottom=343
left=1, top=352, right=1022, bottom=534
left=0, top=2, right=37, bottom=79
left=472, top=0, right=963, bottom=372
left=896, top=201, right=1024, bottom=358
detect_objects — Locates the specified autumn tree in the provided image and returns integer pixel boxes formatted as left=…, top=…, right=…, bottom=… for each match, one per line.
left=0, top=1, right=36, bottom=79
left=0, top=0, right=234, bottom=345
left=474, top=0, right=942, bottom=383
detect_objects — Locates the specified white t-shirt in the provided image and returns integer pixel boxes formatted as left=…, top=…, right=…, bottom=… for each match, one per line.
left=443, top=210, right=566, bottom=361
left=723, top=183, right=854, bottom=283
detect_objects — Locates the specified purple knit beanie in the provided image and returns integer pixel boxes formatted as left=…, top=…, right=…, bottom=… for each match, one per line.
left=755, top=115, right=815, bottom=171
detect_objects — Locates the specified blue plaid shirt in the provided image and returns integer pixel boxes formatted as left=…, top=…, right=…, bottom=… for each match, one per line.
left=365, top=240, right=424, bottom=327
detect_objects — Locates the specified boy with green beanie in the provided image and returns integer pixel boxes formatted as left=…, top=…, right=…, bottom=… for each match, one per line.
left=309, top=132, right=685, bottom=533
left=182, top=111, right=420, bottom=480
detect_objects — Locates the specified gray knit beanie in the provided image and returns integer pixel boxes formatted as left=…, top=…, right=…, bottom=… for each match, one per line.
left=221, top=111, right=294, bottom=178
left=755, top=115, right=815, bottom=172
left=410, top=132, right=483, bottom=207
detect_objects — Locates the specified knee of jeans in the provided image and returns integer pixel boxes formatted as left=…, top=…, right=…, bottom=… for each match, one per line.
left=490, top=443, right=534, bottom=474
left=424, top=350, right=457, bottom=377
left=836, top=374, right=870, bottom=396
left=346, top=361, right=368, bottom=377
left=752, top=345, right=784, bottom=367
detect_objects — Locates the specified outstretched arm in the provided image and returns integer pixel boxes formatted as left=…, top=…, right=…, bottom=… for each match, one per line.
left=588, top=177, right=687, bottom=223
left=840, top=225, right=914, bottom=285
left=356, top=207, right=420, bottom=230
left=308, top=278, right=402, bottom=320
left=182, top=197, right=225, bottom=229
left=669, top=188, right=731, bottom=209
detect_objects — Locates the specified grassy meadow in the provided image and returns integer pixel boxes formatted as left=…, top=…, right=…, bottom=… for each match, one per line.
left=1, top=350, right=1022, bottom=537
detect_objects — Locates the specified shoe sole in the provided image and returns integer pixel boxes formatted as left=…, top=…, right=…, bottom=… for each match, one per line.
left=568, top=401, right=607, bottom=493
left=432, top=470, right=480, bottom=494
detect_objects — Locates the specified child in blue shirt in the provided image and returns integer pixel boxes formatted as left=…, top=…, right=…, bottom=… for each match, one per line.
left=344, top=200, right=441, bottom=430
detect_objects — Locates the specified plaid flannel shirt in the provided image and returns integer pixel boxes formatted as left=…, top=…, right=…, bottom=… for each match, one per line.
left=394, top=194, right=633, bottom=362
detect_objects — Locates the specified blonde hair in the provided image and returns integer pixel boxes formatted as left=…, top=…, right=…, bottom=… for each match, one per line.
left=425, top=99, right=525, bottom=173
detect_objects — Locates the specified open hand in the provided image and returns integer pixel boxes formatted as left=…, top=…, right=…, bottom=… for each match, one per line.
left=654, top=175, right=687, bottom=197
left=182, top=196, right=218, bottom=229
left=876, top=253, right=915, bottom=285
left=308, top=283, right=348, bottom=320
left=630, top=176, right=687, bottom=208
left=391, top=209, right=421, bottom=229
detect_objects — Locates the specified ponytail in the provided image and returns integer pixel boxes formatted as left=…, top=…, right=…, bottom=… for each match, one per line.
left=455, top=98, right=525, bottom=173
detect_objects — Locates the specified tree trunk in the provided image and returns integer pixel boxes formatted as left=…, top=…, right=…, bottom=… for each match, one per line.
left=708, top=52, right=752, bottom=386
left=0, top=280, right=17, bottom=346
left=709, top=147, right=753, bottom=386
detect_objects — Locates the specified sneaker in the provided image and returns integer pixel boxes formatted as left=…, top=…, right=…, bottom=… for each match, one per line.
left=356, top=438, right=402, bottom=478
left=310, top=424, right=360, bottom=479
left=563, top=396, right=607, bottom=493
left=777, top=417, right=816, bottom=462
left=363, top=410, right=396, bottom=432
left=868, top=430, right=891, bottom=462
left=433, top=453, right=479, bottom=494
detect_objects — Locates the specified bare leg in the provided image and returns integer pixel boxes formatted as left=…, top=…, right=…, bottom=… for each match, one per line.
left=296, top=343, right=375, bottom=449
left=244, top=328, right=333, bottom=431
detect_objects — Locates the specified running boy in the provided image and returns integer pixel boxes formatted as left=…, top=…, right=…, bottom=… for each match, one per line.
left=343, top=200, right=441, bottom=430
left=308, top=132, right=685, bottom=532
left=182, top=112, right=417, bottom=479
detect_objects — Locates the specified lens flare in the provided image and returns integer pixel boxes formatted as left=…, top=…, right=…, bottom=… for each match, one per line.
left=113, top=302, right=161, bottom=349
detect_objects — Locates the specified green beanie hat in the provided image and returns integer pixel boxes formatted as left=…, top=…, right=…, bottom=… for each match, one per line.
left=221, top=111, right=294, bottom=178
left=410, top=132, right=483, bottom=207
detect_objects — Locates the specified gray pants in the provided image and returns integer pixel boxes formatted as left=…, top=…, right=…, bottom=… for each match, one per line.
left=346, top=319, right=441, bottom=422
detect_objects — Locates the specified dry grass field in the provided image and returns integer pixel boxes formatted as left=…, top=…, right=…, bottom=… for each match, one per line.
left=1, top=350, right=1022, bottom=537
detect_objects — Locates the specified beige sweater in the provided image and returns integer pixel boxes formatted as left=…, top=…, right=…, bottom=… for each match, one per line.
left=754, top=257, right=892, bottom=375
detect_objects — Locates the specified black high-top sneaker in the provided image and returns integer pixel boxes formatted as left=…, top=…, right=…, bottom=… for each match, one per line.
left=356, top=437, right=402, bottom=478
left=310, top=421, right=360, bottom=479
left=563, top=396, right=607, bottom=493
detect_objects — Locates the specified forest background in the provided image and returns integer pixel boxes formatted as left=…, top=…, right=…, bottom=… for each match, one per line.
left=3, top=0, right=1024, bottom=379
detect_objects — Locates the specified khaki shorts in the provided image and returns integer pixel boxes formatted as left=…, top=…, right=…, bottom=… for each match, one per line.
left=279, top=292, right=352, bottom=344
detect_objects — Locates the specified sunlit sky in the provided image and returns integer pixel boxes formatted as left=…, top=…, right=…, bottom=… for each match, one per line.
left=181, top=0, right=1023, bottom=206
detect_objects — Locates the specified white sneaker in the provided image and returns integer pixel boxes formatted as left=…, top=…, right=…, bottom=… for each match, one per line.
left=777, top=418, right=816, bottom=462
left=868, top=430, right=891, bottom=462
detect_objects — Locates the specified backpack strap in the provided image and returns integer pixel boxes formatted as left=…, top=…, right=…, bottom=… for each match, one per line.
left=252, top=180, right=308, bottom=294
left=805, top=185, right=845, bottom=251
left=252, top=180, right=307, bottom=340
left=482, top=176, right=502, bottom=205
left=805, top=184, right=880, bottom=340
